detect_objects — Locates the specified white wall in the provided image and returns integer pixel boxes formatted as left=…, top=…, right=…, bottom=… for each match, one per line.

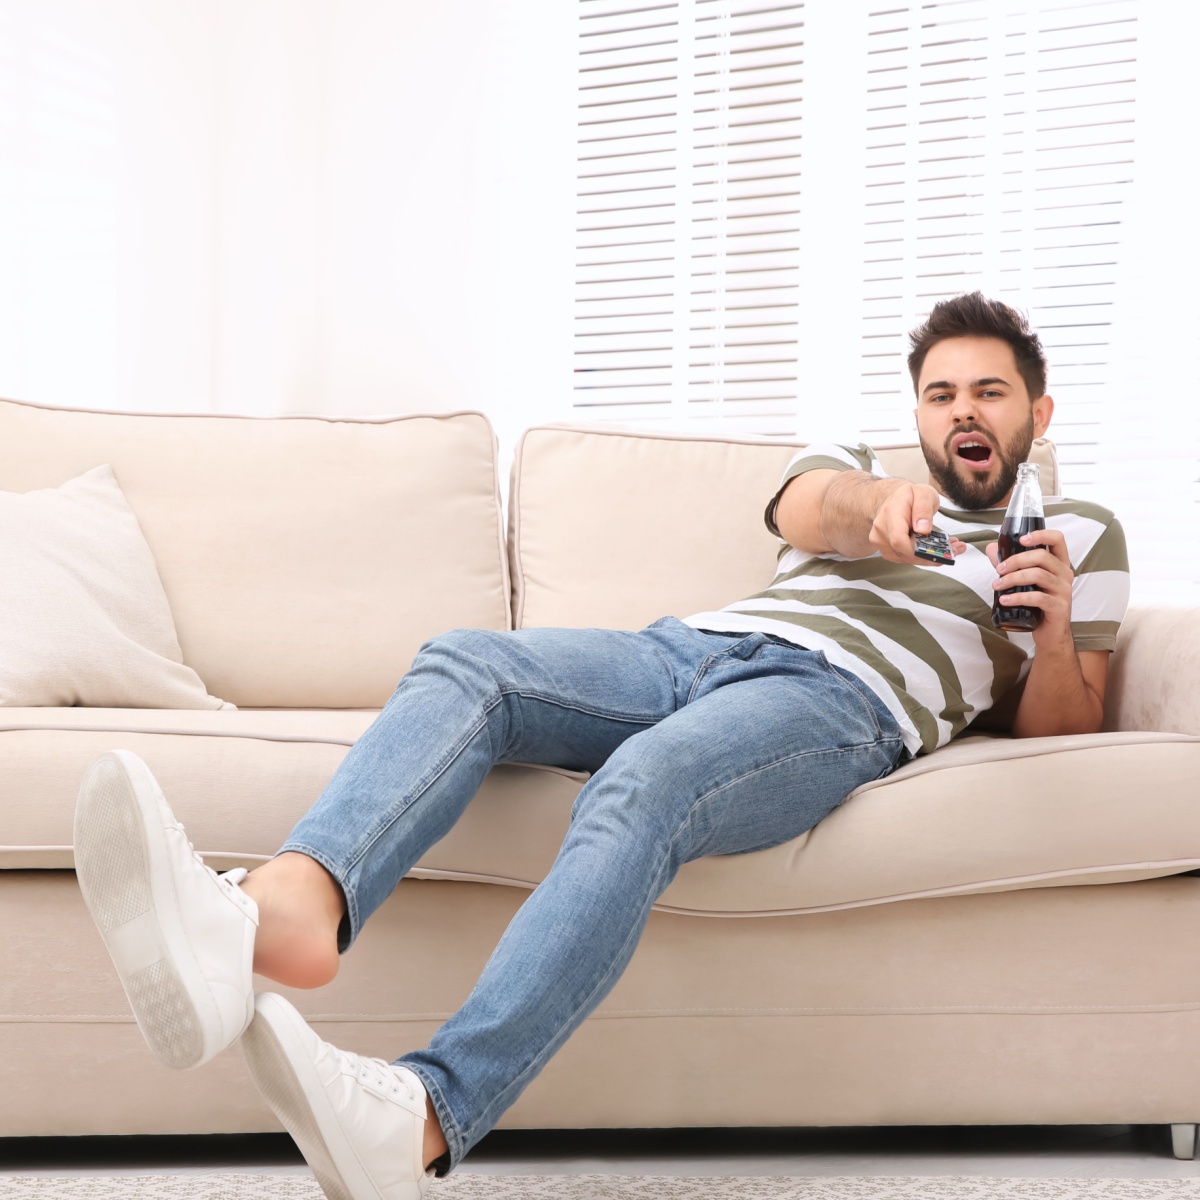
left=0, top=0, right=575, bottom=470
left=0, top=0, right=218, bottom=413
left=1094, top=1, right=1200, bottom=607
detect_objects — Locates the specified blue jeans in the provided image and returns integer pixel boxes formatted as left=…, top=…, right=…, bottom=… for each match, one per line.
left=279, top=617, right=906, bottom=1172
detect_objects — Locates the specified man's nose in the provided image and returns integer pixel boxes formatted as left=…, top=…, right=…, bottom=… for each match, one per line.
left=950, top=393, right=980, bottom=421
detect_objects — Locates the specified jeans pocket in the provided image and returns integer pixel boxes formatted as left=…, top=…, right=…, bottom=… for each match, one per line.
left=819, top=659, right=895, bottom=741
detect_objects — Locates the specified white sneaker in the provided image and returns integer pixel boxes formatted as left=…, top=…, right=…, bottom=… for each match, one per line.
left=73, top=749, right=258, bottom=1070
left=243, top=992, right=434, bottom=1200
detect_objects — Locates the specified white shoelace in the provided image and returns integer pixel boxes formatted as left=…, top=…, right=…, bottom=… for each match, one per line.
left=335, top=1046, right=420, bottom=1103
left=173, top=822, right=213, bottom=876
left=170, top=817, right=245, bottom=887
left=172, top=820, right=254, bottom=911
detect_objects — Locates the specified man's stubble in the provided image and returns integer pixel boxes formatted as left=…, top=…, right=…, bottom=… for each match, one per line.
left=918, top=408, right=1035, bottom=511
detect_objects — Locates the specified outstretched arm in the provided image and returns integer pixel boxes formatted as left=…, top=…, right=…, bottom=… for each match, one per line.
left=774, top=469, right=967, bottom=565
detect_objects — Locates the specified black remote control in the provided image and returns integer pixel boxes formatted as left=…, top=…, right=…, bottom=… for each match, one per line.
left=912, top=528, right=955, bottom=565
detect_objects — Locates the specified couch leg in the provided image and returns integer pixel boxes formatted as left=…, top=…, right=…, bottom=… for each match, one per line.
left=1171, top=1123, right=1197, bottom=1160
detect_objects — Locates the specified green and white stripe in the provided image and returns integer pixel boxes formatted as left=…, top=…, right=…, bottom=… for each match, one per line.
left=686, top=443, right=1130, bottom=758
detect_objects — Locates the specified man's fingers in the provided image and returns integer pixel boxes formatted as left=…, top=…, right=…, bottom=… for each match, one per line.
left=887, top=512, right=918, bottom=558
left=877, top=484, right=943, bottom=561
left=911, top=497, right=939, bottom=535
left=1019, top=528, right=1070, bottom=563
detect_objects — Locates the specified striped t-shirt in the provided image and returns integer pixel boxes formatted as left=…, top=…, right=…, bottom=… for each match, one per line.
left=683, top=442, right=1130, bottom=759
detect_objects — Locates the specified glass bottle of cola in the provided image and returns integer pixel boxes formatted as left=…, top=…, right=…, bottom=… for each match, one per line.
left=991, top=461, right=1046, bottom=633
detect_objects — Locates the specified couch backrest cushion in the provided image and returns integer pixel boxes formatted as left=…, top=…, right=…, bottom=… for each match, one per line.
left=509, top=425, right=1059, bottom=630
left=0, top=399, right=510, bottom=707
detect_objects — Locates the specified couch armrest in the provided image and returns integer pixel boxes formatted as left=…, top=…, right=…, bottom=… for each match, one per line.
left=1103, top=604, right=1200, bottom=735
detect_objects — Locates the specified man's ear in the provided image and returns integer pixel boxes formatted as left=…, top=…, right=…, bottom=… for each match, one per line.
left=1033, top=393, right=1054, bottom=439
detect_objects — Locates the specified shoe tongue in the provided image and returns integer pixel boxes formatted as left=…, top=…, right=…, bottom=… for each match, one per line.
left=220, top=867, right=249, bottom=888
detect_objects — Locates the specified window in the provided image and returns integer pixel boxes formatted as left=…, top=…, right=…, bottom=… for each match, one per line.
left=574, top=0, right=805, bottom=433
left=573, top=0, right=1198, bottom=605
left=859, top=0, right=1137, bottom=468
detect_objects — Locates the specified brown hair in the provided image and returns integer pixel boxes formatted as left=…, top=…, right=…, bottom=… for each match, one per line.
left=907, top=292, right=1047, bottom=401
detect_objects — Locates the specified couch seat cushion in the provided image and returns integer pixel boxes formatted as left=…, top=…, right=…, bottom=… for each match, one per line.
left=4, top=712, right=1199, bottom=916
left=418, top=729, right=1200, bottom=913
left=0, top=708, right=583, bottom=876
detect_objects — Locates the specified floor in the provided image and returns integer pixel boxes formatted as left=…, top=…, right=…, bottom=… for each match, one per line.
left=3, top=1125, right=1200, bottom=1180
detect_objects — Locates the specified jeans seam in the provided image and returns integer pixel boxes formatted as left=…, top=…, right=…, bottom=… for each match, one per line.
left=333, top=684, right=664, bottom=935
left=395, top=1060, right=464, bottom=1174
left=457, top=847, right=676, bottom=1150
left=870, top=740, right=905, bottom=780
left=685, top=737, right=900, bottom=854
left=701, top=739, right=883, bottom=799
left=638, top=621, right=690, bottom=704
left=334, top=697, right=499, bottom=910
left=817, top=660, right=891, bottom=740
left=685, top=650, right=730, bottom=706
left=499, top=685, right=663, bottom=727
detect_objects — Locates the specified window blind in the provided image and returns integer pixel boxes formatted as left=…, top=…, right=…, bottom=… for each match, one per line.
left=574, top=0, right=805, bottom=433
left=860, top=0, right=1138, bottom=468
left=574, top=0, right=1139, bottom=455
left=572, top=1, right=1197, bottom=605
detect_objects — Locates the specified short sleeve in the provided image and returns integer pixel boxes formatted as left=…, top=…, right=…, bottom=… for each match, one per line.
left=764, top=442, right=882, bottom=538
left=1069, top=517, right=1130, bottom=652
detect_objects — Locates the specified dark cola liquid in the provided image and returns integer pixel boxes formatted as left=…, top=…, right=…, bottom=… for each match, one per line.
left=991, top=515, right=1046, bottom=632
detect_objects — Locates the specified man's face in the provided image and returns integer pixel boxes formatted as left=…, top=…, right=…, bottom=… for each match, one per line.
left=914, top=335, right=1054, bottom=510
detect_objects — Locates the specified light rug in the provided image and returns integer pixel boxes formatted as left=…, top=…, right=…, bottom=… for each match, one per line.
left=4, top=1178, right=1200, bottom=1199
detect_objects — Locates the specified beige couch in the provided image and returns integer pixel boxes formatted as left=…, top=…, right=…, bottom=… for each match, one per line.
left=3, top=396, right=1200, bottom=1157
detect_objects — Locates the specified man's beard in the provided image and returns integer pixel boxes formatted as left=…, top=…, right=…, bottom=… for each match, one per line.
left=919, top=410, right=1035, bottom=510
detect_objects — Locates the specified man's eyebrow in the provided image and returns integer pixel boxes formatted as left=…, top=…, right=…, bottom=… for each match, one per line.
left=921, top=376, right=1011, bottom=395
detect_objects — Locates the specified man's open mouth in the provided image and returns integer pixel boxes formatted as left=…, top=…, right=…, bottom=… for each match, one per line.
left=954, top=438, right=994, bottom=472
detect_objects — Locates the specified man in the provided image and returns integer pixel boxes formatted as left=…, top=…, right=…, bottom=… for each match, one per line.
left=73, top=292, right=1128, bottom=1200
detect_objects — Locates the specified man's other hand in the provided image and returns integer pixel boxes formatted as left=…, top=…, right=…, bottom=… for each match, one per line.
left=986, top=528, right=1075, bottom=648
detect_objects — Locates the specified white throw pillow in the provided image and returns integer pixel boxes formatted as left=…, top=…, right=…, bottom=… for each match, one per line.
left=0, top=464, right=234, bottom=709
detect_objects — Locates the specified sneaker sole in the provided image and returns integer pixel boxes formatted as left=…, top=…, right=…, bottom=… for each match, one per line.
left=74, top=751, right=216, bottom=1070
left=242, top=994, right=371, bottom=1200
